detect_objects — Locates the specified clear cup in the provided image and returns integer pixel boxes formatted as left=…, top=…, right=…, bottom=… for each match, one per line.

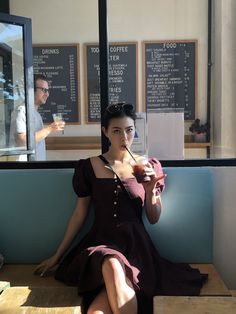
left=52, top=113, right=63, bottom=123
left=52, top=113, right=64, bottom=134
left=131, top=155, right=151, bottom=183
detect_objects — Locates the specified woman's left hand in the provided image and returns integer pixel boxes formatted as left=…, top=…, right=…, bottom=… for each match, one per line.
left=141, top=162, right=166, bottom=193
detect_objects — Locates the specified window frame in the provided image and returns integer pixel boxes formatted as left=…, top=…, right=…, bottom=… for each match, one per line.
left=1, top=1, right=236, bottom=168
left=0, top=12, right=35, bottom=159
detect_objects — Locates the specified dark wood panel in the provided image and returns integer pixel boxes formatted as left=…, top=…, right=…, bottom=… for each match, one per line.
left=46, top=136, right=209, bottom=150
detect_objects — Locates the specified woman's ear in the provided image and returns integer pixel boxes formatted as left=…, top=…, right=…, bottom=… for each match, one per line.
left=102, top=126, right=107, bottom=137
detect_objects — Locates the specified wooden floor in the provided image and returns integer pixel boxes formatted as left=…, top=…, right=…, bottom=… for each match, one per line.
left=0, top=264, right=234, bottom=313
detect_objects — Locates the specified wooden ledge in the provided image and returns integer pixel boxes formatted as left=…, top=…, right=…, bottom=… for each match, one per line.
left=154, top=296, right=236, bottom=314
left=0, top=286, right=82, bottom=314
left=0, top=264, right=230, bottom=296
left=153, top=264, right=232, bottom=314
left=185, top=142, right=211, bottom=148
left=191, top=264, right=231, bottom=296
left=45, top=136, right=210, bottom=150
left=46, top=136, right=101, bottom=150
left=0, top=264, right=63, bottom=287
left=0, top=264, right=232, bottom=314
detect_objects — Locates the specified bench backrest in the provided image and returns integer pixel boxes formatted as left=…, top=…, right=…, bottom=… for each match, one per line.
left=0, top=167, right=212, bottom=263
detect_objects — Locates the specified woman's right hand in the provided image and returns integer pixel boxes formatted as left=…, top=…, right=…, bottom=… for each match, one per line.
left=34, top=255, right=59, bottom=277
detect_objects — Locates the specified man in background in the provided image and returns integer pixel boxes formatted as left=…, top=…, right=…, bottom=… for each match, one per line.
left=16, top=74, right=65, bottom=160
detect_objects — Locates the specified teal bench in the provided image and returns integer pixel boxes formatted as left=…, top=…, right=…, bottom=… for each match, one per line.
left=0, top=167, right=212, bottom=264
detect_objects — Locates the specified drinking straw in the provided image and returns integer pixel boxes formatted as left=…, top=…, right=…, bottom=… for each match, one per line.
left=125, top=146, right=137, bottom=162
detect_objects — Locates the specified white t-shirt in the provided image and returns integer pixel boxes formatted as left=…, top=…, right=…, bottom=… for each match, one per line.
left=15, top=105, right=46, bottom=161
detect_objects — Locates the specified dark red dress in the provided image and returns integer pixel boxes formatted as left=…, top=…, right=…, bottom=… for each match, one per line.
left=55, top=157, right=207, bottom=313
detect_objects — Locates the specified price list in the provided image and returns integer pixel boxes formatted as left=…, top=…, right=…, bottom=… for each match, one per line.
left=33, top=45, right=80, bottom=123
left=86, top=43, right=137, bottom=123
left=144, top=41, right=196, bottom=120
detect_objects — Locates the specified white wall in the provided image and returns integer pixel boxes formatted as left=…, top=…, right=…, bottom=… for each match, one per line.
left=213, top=167, right=236, bottom=289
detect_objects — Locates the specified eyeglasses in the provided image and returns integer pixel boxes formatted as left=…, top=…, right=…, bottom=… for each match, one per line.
left=106, top=103, right=134, bottom=114
left=36, top=87, right=50, bottom=94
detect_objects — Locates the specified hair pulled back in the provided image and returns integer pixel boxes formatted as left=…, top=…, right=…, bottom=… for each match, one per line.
left=101, top=103, right=136, bottom=129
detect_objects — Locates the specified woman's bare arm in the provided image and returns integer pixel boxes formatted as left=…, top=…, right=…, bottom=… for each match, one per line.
left=34, top=196, right=90, bottom=275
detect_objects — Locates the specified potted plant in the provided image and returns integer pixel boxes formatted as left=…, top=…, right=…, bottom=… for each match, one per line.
left=189, top=118, right=209, bottom=143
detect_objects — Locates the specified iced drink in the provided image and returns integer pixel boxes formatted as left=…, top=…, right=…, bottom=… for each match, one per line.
left=52, top=113, right=64, bottom=134
left=52, top=113, right=63, bottom=123
left=131, top=156, right=151, bottom=183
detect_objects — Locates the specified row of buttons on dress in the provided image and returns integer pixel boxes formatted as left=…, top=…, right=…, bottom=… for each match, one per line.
left=113, top=175, right=121, bottom=218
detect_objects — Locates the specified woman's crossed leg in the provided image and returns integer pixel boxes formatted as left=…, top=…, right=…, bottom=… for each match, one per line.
left=88, top=255, right=137, bottom=314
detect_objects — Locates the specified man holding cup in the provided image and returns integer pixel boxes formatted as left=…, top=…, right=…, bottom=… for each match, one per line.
left=15, top=74, right=65, bottom=160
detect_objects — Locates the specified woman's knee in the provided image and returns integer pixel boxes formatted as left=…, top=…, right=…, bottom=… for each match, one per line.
left=102, top=256, right=134, bottom=293
left=102, top=256, right=123, bottom=276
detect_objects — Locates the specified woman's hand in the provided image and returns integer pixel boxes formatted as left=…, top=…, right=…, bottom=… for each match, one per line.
left=142, top=162, right=166, bottom=193
left=142, top=162, right=166, bottom=224
left=34, top=255, right=59, bottom=277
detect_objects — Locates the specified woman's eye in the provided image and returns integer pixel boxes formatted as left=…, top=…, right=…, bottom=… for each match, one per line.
left=113, top=129, right=120, bottom=134
left=127, top=128, right=134, bottom=133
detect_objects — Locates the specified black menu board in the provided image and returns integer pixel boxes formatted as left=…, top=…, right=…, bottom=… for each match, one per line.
left=144, top=40, right=197, bottom=120
left=85, top=42, right=137, bottom=123
left=33, top=44, right=80, bottom=123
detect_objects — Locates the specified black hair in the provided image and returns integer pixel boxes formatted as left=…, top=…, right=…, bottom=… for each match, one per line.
left=34, top=74, right=48, bottom=90
left=101, top=103, right=136, bottom=129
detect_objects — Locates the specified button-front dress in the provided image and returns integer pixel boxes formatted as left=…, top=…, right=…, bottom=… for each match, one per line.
left=55, top=157, right=207, bottom=313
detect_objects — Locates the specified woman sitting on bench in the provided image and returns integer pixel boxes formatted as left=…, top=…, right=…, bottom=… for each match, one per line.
left=35, top=103, right=208, bottom=314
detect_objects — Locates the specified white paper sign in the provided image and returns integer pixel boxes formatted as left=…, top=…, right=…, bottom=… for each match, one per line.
left=131, top=113, right=147, bottom=155
left=147, top=112, right=184, bottom=160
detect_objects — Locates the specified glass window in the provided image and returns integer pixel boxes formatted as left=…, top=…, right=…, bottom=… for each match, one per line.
left=0, top=14, right=34, bottom=161
left=1, top=0, right=236, bottom=164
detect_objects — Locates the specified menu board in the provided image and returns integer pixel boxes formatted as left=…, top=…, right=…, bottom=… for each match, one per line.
left=85, top=42, right=137, bottom=123
left=33, top=44, right=80, bottom=123
left=144, top=40, right=197, bottom=120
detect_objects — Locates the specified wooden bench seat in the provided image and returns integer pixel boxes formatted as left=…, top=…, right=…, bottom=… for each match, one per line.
left=0, top=265, right=82, bottom=313
left=191, top=264, right=231, bottom=296
left=0, top=286, right=82, bottom=314
left=154, top=296, right=236, bottom=314
left=0, top=264, right=64, bottom=288
left=0, top=263, right=232, bottom=314
left=0, top=264, right=231, bottom=296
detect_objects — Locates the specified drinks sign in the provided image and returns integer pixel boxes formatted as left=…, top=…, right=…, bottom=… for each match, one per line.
left=33, top=44, right=80, bottom=124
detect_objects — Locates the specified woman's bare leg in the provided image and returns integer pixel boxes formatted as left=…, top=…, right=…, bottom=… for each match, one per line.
left=87, top=288, right=113, bottom=314
left=102, top=256, right=137, bottom=314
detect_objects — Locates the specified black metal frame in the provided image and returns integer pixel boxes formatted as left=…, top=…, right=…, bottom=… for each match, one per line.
left=206, top=0, right=212, bottom=158
left=0, top=158, right=236, bottom=169
left=98, top=0, right=110, bottom=153
left=0, top=0, right=9, bottom=14
left=0, top=12, right=35, bottom=158
left=0, top=42, right=13, bottom=147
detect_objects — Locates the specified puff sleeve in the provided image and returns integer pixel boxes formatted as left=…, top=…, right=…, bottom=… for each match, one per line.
left=149, top=158, right=165, bottom=196
left=72, top=159, right=92, bottom=197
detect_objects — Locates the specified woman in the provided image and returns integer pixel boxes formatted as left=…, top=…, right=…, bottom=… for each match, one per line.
left=35, top=103, right=207, bottom=314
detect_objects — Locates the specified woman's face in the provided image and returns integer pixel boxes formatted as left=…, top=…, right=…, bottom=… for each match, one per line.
left=103, top=116, right=135, bottom=151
